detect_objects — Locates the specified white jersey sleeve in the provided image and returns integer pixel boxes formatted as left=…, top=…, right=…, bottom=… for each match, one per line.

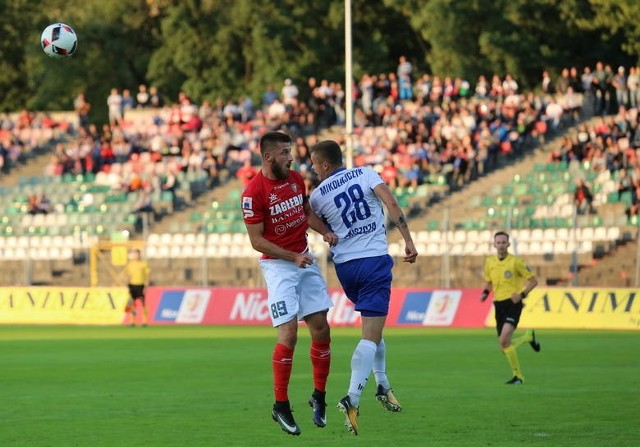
left=310, top=167, right=388, bottom=264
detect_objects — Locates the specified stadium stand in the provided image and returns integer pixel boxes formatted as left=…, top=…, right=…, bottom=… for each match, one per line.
left=1, top=68, right=639, bottom=288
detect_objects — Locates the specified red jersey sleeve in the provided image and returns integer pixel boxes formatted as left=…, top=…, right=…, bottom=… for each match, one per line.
left=242, top=175, right=264, bottom=225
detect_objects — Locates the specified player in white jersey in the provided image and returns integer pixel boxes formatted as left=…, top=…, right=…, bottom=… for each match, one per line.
left=309, top=140, right=418, bottom=435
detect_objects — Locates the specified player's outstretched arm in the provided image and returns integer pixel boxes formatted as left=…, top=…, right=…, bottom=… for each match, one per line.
left=373, top=183, right=418, bottom=263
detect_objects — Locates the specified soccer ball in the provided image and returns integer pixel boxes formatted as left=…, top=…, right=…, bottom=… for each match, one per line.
left=41, top=23, right=78, bottom=59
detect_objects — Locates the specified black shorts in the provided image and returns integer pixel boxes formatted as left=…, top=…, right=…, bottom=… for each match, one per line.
left=128, top=284, right=146, bottom=302
left=494, top=299, right=523, bottom=335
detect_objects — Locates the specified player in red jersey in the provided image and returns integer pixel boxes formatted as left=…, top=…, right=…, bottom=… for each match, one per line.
left=242, top=131, right=338, bottom=436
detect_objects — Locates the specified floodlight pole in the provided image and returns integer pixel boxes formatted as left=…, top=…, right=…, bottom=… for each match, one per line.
left=345, top=0, right=354, bottom=168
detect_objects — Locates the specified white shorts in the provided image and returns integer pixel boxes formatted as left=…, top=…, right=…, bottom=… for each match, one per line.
left=259, top=258, right=333, bottom=327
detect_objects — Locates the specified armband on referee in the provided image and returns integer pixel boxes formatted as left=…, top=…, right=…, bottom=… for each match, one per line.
left=480, top=288, right=490, bottom=302
left=520, top=290, right=528, bottom=299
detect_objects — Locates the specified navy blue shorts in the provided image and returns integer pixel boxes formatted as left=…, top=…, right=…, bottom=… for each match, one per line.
left=335, top=255, right=393, bottom=317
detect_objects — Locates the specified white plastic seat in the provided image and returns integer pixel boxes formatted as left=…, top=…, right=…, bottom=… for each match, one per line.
left=530, top=229, right=544, bottom=241
left=16, top=236, right=30, bottom=248
left=219, top=233, right=233, bottom=244
left=8, top=247, right=28, bottom=260
left=172, top=233, right=185, bottom=245
left=21, top=215, right=34, bottom=226
left=606, top=227, right=620, bottom=241
left=578, top=240, right=593, bottom=253
left=60, top=248, right=73, bottom=259
left=32, top=214, right=45, bottom=226
left=425, top=243, right=442, bottom=256
left=184, top=233, right=197, bottom=245
left=168, top=245, right=182, bottom=258
left=580, top=227, right=595, bottom=241
left=159, top=233, right=172, bottom=245
left=542, top=228, right=556, bottom=240
left=462, top=242, right=477, bottom=254
left=156, top=246, right=170, bottom=259
left=47, top=247, right=62, bottom=260
left=528, top=241, right=543, bottom=255
left=478, top=230, right=493, bottom=242
left=54, top=213, right=68, bottom=226
left=232, top=233, right=246, bottom=244
left=593, top=227, right=607, bottom=241
left=453, top=230, right=466, bottom=243
left=206, top=233, right=220, bottom=245
left=517, top=229, right=531, bottom=242
left=387, top=243, right=403, bottom=257
left=240, top=245, right=256, bottom=257
left=44, top=214, right=57, bottom=226
left=29, top=247, right=47, bottom=260
left=50, top=235, right=65, bottom=248
left=514, top=241, right=528, bottom=255
left=145, top=246, right=160, bottom=259
left=180, top=245, right=194, bottom=258
left=450, top=243, right=464, bottom=256
left=195, top=233, right=206, bottom=245
left=63, top=235, right=76, bottom=249
left=560, top=204, right=574, bottom=217
left=553, top=240, right=568, bottom=253
left=147, top=233, right=161, bottom=245
left=477, top=242, right=493, bottom=255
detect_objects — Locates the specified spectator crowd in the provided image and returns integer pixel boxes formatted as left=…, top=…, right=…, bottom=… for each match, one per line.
left=3, top=58, right=640, bottom=223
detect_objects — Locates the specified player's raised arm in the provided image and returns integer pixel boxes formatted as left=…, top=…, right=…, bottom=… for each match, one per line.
left=373, top=183, right=418, bottom=263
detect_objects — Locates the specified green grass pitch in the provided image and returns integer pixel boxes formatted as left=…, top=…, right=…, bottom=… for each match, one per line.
left=1, top=326, right=637, bottom=446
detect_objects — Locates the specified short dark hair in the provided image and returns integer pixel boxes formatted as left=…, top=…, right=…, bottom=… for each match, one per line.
left=259, top=131, right=291, bottom=156
left=494, top=231, right=510, bottom=241
left=310, top=140, right=343, bottom=167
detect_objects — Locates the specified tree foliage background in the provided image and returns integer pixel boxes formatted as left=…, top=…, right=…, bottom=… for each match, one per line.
left=1, top=0, right=638, bottom=119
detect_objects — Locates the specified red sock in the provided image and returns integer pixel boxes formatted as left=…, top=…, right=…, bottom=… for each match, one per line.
left=273, top=343, right=294, bottom=402
left=310, top=340, right=331, bottom=393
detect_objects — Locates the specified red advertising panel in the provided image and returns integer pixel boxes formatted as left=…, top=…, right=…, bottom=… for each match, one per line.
left=145, top=287, right=492, bottom=328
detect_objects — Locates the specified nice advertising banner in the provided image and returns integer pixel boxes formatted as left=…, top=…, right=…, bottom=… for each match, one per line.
left=146, top=287, right=640, bottom=330
left=0, top=287, right=129, bottom=325
left=145, top=287, right=493, bottom=328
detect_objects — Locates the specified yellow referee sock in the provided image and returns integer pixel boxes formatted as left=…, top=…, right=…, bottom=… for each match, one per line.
left=512, top=330, right=534, bottom=349
left=502, top=345, right=523, bottom=379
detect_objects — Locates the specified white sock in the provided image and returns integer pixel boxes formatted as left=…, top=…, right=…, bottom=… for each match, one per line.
left=373, top=337, right=391, bottom=390
left=347, top=339, right=377, bottom=407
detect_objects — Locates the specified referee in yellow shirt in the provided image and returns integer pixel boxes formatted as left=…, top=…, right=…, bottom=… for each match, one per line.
left=125, top=249, right=151, bottom=326
left=481, top=231, right=540, bottom=384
